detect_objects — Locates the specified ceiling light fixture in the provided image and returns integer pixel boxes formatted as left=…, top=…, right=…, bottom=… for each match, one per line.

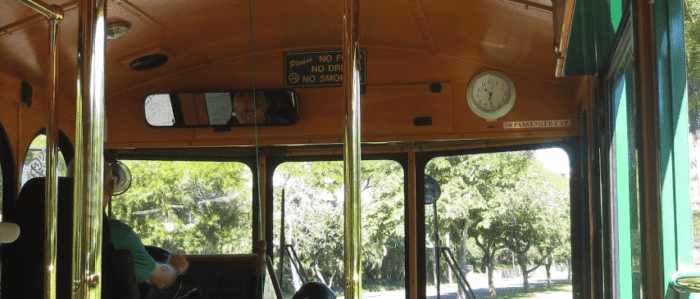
left=106, top=20, right=131, bottom=40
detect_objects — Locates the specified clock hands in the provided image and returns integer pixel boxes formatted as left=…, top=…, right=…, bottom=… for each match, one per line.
left=484, top=89, right=493, bottom=109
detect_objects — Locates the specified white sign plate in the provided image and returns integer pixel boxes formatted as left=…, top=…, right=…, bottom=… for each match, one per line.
left=503, top=120, right=572, bottom=129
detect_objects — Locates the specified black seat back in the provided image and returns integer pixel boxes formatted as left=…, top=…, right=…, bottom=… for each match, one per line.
left=2, top=177, right=74, bottom=298
left=103, top=213, right=141, bottom=299
left=2, top=177, right=140, bottom=299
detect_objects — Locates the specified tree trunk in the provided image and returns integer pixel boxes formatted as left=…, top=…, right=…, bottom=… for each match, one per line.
left=485, top=253, right=498, bottom=298
left=314, top=260, right=326, bottom=284
left=545, top=256, right=552, bottom=288
left=446, top=234, right=453, bottom=284
left=457, top=245, right=468, bottom=299
left=328, top=268, right=336, bottom=289
left=290, top=255, right=301, bottom=290
left=431, top=250, right=438, bottom=286
left=567, top=259, right=572, bottom=281
left=517, top=255, right=530, bottom=292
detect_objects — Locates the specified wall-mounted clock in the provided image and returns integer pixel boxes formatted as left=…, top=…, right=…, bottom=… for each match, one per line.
left=466, top=71, right=516, bottom=121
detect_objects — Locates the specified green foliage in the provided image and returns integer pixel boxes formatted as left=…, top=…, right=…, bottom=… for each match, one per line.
left=426, top=150, right=570, bottom=295
left=501, top=162, right=570, bottom=291
left=272, top=160, right=405, bottom=291
left=111, top=160, right=253, bottom=254
left=686, top=0, right=700, bottom=133
left=685, top=0, right=700, bottom=266
left=106, top=150, right=569, bottom=297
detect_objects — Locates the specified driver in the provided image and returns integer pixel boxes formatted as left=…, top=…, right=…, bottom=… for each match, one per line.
left=103, top=161, right=189, bottom=291
left=69, top=160, right=189, bottom=293
left=231, top=91, right=269, bottom=125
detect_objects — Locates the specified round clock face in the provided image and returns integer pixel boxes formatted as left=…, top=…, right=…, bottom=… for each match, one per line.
left=466, top=71, right=516, bottom=121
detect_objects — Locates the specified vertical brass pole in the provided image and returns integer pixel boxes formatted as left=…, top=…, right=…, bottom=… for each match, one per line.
left=72, top=0, right=107, bottom=297
left=407, top=152, right=418, bottom=299
left=342, top=0, right=362, bottom=298
left=45, top=7, right=63, bottom=299
left=258, top=156, right=266, bottom=245
left=12, top=3, right=63, bottom=297
left=635, top=0, right=662, bottom=296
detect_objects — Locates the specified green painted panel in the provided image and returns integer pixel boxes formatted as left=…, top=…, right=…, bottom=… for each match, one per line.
left=669, top=0, right=692, bottom=270
left=613, top=73, right=634, bottom=299
left=655, top=0, right=691, bottom=295
left=654, top=0, right=677, bottom=290
left=563, top=0, right=616, bottom=76
left=610, top=0, right=624, bottom=31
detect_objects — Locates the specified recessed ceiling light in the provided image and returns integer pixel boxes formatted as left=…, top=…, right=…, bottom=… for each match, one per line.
left=130, top=54, right=168, bottom=71
left=106, top=20, right=131, bottom=40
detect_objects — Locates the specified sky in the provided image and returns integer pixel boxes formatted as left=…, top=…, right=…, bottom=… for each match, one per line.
left=534, top=147, right=570, bottom=176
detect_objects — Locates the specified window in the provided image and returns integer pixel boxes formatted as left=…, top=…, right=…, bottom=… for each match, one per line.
left=686, top=0, right=700, bottom=267
left=20, top=133, right=68, bottom=187
left=425, top=148, right=572, bottom=298
left=144, top=94, right=175, bottom=127
left=110, top=160, right=253, bottom=254
left=272, top=160, right=405, bottom=298
left=609, top=62, right=643, bottom=297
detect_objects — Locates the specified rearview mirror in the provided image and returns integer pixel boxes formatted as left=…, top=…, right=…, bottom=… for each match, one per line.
left=145, top=89, right=300, bottom=127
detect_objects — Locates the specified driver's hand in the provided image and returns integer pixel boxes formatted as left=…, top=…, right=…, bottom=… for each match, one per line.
left=168, top=253, right=189, bottom=275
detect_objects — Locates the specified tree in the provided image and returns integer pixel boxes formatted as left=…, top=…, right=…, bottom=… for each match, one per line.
left=500, top=161, right=569, bottom=292
left=427, top=151, right=533, bottom=298
left=685, top=0, right=700, bottom=259
left=272, top=160, right=405, bottom=292
left=686, top=0, right=700, bottom=134
left=111, top=161, right=253, bottom=255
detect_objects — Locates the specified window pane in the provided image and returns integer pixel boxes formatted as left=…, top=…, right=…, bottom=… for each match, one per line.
left=610, top=65, right=642, bottom=297
left=111, top=160, right=253, bottom=254
left=425, top=149, right=571, bottom=298
left=20, top=134, right=67, bottom=187
left=145, top=94, right=175, bottom=126
left=272, top=160, right=405, bottom=299
left=685, top=0, right=700, bottom=269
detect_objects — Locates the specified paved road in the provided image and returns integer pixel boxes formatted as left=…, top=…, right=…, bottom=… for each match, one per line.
left=427, top=279, right=570, bottom=299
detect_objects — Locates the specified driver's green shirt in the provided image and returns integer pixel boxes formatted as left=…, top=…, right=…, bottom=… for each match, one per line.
left=108, top=218, right=157, bottom=283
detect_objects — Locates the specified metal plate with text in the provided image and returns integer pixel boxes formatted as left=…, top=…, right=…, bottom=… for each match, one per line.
left=285, top=50, right=367, bottom=87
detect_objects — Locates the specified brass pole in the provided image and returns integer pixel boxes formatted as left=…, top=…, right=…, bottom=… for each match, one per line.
left=407, top=152, right=418, bottom=299
left=72, top=0, right=107, bottom=297
left=16, top=0, right=63, bottom=19
left=635, top=0, right=662, bottom=296
left=342, top=0, right=362, bottom=298
left=45, top=7, right=63, bottom=299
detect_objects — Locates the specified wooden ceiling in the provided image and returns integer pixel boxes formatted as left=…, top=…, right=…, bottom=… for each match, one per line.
left=0, top=0, right=573, bottom=101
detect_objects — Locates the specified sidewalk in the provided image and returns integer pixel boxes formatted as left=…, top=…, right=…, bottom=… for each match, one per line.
left=426, top=279, right=571, bottom=299
left=356, top=272, right=572, bottom=299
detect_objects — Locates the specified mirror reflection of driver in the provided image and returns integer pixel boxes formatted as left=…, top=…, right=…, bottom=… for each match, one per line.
left=231, top=91, right=268, bottom=125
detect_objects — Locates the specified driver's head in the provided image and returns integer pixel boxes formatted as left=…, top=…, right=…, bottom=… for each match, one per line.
left=292, top=282, right=336, bottom=299
left=67, top=159, right=115, bottom=207
left=233, top=91, right=268, bottom=124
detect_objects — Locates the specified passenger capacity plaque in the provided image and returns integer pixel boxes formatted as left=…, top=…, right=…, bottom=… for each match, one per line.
left=285, top=50, right=367, bottom=88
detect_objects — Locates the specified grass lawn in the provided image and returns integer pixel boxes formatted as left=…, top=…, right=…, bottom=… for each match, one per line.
left=485, top=283, right=572, bottom=299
